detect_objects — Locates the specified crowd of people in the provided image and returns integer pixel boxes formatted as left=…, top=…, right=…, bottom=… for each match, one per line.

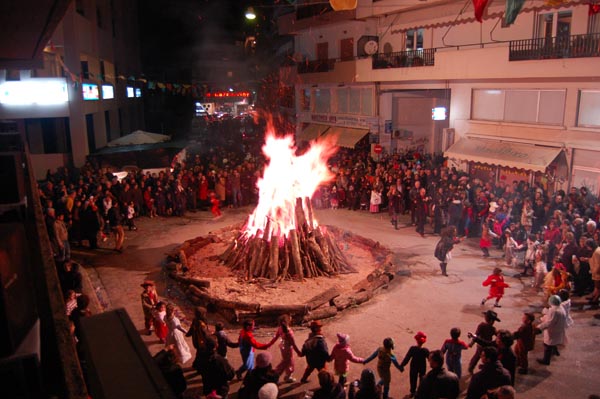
left=42, top=138, right=600, bottom=398
left=136, top=296, right=574, bottom=399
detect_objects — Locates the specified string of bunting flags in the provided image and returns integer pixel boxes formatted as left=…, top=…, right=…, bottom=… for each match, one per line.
left=55, top=52, right=207, bottom=97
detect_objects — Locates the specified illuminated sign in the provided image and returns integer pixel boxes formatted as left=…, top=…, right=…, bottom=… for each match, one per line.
left=82, top=83, right=99, bottom=100
left=432, top=107, right=447, bottom=121
left=0, top=79, right=69, bottom=105
left=135, top=88, right=142, bottom=98
left=126, top=87, right=134, bottom=98
left=205, top=91, right=251, bottom=98
left=101, top=84, right=114, bottom=99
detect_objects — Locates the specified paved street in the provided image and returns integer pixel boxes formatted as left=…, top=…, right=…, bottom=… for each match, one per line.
left=74, top=207, right=600, bottom=399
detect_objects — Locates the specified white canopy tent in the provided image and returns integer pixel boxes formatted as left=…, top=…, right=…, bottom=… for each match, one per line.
left=106, top=130, right=171, bottom=147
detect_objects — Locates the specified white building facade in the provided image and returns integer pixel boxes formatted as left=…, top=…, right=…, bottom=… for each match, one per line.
left=280, top=0, right=600, bottom=195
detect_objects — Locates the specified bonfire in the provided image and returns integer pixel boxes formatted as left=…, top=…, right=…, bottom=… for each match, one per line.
left=219, top=127, right=354, bottom=280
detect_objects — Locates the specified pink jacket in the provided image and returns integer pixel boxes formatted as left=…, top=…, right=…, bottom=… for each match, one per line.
left=329, top=343, right=364, bottom=375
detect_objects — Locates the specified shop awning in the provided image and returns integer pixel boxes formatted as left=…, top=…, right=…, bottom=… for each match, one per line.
left=323, top=126, right=370, bottom=148
left=297, top=123, right=330, bottom=142
left=444, top=138, right=563, bottom=172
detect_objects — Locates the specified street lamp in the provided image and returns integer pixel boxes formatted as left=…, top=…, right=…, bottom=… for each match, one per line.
left=245, top=7, right=256, bottom=20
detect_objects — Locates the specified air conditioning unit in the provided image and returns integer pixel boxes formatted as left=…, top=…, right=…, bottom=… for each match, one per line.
left=357, top=36, right=379, bottom=57
left=442, top=128, right=455, bottom=152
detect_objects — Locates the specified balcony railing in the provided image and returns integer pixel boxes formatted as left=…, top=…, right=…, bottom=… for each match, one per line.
left=372, top=48, right=436, bottom=69
left=297, top=58, right=336, bottom=74
left=509, top=33, right=600, bottom=61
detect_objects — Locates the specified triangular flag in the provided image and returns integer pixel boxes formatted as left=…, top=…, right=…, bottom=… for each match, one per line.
left=504, top=0, right=526, bottom=26
left=473, top=0, right=489, bottom=22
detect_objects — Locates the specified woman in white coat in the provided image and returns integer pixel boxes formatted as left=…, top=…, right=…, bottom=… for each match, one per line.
left=536, top=295, right=568, bottom=365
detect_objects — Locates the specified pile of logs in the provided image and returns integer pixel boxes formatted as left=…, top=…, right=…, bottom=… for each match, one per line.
left=218, top=197, right=356, bottom=280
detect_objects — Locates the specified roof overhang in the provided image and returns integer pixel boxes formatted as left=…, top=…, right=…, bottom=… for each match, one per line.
left=297, top=123, right=330, bottom=142
left=322, top=126, right=369, bottom=148
left=444, top=137, right=564, bottom=173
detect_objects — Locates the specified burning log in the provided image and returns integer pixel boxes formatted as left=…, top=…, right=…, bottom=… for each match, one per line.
left=219, top=197, right=352, bottom=281
left=218, top=133, right=349, bottom=281
left=288, top=229, right=304, bottom=280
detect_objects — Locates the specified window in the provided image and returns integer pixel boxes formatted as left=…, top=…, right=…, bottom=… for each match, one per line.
left=577, top=90, right=600, bottom=127
left=589, top=10, right=600, bottom=34
left=105, top=110, right=111, bottom=142
left=536, top=11, right=571, bottom=39
left=317, top=42, right=329, bottom=61
left=301, top=89, right=311, bottom=111
left=81, top=60, right=89, bottom=79
left=336, top=87, right=373, bottom=115
left=360, top=88, right=373, bottom=116
left=5, top=69, right=20, bottom=81
left=315, top=89, right=330, bottom=113
left=100, top=60, right=106, bottom=81
left=86, top=113, right=96, bottom=153
left=472, top=89, right=565, bottom=125
left=25, top=118, right=70, bottom=154
left=405, top=29, right=424, bottom=51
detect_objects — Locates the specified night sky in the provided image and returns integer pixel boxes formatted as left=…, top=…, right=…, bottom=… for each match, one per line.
left=139, top=0, right=281, bottom=77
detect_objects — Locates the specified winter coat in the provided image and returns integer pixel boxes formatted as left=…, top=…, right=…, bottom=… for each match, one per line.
left=302, top=334, right=329, bottom=369
left=538, top=305, right=568, bottom=346
left=329, top=343, right=364, bottom=375
left=415, top=366, right=459, bottom=399
left=482, top=274, right=509, bottom=298
left=466, top=360, right=512, bottom=399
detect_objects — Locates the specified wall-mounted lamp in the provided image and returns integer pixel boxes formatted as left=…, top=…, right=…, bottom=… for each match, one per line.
left=245, top=7, right=256, bottom=20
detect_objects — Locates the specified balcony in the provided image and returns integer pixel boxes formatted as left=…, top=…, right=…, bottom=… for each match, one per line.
left=509, top=33, right=600, bottom=61
left=297, top=58, right=337, bottom=74
left=372, top=48, right=436, bottom=69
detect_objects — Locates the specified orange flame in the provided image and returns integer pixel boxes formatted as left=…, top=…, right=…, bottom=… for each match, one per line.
left=244, top=122, right=337, bottom=240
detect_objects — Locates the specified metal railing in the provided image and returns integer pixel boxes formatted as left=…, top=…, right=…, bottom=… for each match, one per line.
left=372, top=48, right=436, bottom=69
left=509, top=33, right=600, bottom=61
left=297, top=58, right=337, bottom=74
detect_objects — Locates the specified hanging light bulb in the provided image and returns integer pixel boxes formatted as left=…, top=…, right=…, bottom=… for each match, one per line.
left=245, top=7, right=256, bottom=20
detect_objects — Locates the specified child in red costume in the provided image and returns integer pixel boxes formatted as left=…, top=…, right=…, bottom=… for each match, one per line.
left=154, top=301, right=168, bottom=343
left=481, top=267, right=510, bottom=307
left=210, top=192, right=222, bottom=218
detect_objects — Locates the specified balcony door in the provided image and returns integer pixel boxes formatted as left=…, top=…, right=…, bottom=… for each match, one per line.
left=536, top=11, right=571, bottom=40
left=317, top=42, right=329, bottom=61
left=340, top=38, right=354, bottom=61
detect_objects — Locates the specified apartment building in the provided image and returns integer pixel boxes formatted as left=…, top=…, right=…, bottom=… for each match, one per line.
left=0, top=0, right=143, bottom=179
left=280, top=0, right=600, bottom=195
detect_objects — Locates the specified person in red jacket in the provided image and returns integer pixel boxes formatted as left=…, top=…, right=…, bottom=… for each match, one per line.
left=481, top=268, right=510, bottom=308
left=235, top=319, right=273, bottom=380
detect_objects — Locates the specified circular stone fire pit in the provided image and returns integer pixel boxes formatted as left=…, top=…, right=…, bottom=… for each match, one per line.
left=165, top=222, right=409, bottom=326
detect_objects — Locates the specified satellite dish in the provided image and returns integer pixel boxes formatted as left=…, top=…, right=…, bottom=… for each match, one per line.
left=364, top=40, right=379, bottom=55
